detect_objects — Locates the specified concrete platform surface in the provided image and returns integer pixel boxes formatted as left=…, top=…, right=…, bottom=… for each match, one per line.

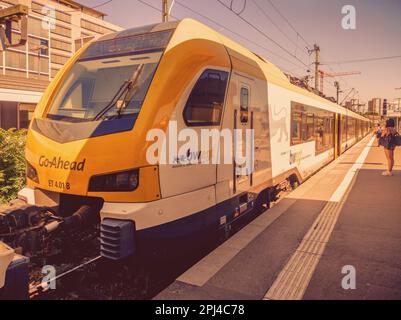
left=155, top=135, right=401, bottom=300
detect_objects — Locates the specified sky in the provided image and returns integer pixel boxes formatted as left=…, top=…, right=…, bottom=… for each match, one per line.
left=79, top=0, right=401, bottom=105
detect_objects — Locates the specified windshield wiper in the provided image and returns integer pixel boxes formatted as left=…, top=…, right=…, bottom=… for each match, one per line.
left=93, top=64, right=145, bottom=121
left=92, top=80, right=132, bottom=121
left=116, top=64, right=145, bottom=119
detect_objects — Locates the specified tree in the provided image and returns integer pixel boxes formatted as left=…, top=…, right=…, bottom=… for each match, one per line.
left=0, top=128, right=26, bottom=203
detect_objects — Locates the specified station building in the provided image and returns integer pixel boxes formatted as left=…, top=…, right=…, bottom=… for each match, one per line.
left=0, top=0, right=122, bottom=130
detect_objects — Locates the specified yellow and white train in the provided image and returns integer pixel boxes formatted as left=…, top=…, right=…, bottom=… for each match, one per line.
left=18, top=19, right=370, bottom=259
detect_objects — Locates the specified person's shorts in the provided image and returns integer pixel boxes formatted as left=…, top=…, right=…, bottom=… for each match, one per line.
left=384, top=145, right=396, bottom=150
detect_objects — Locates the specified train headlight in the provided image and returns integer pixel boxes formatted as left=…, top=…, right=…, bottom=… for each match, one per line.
left=26, top=161, right=39, bottom=183
left=89, top=169, right=139, bottom=192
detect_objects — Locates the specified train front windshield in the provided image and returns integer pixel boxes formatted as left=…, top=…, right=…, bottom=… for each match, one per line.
left=31, top=29, right=174, bottom=142
left=47, top=53, right=160, bottom=122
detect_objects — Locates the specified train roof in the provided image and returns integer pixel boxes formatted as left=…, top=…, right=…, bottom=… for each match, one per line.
left=96, top=19, right=368, bottom=122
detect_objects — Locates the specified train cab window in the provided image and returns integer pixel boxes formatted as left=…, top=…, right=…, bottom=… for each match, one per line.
left=59, top=79, right=92, bottom=115
left=183, top=69, right=229, bottom=126
left=47, top=52, right=162, bottom=122
left=240, top=86, right=249, bottom=123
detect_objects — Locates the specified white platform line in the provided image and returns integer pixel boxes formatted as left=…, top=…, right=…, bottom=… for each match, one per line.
left=330, top=136, right=375, bottom=202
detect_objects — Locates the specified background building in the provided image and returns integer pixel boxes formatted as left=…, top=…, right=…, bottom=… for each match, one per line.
left=393, top=98, right=401, bottom=112
left=368, top=98, right=382, bottom=115
left=0, top=0, right=122, bottom=130
left=344, top=99, right=364, bottom=113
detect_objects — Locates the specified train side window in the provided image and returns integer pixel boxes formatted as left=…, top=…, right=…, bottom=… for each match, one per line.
left=291, top=101, right=335, bottom=152
left=341, top=117, right=347, bottom=143
left=183, top=69, right=229, bottom=126
left=315, top=117, right=324, bottom=152
left=240, top=86, right=249, bottom=123
left=291, top=108, right=302, bottom=145
left=347, top=117, right=355, bottom=138
left=323, top=116, right=334, bottom=148
left=305, top=113, right=315, bottom=141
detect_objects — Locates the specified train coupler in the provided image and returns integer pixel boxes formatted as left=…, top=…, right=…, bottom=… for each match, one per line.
left=0, top=201, right=102, bottom=299
left=0, top=201, right=100, bottom=257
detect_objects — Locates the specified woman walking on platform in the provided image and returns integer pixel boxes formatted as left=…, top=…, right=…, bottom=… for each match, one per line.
left=375, top=123, right=382, bottom=147
left=381, top=119, right=397, bottom=176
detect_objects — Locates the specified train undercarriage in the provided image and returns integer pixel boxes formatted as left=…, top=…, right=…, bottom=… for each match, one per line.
left=0, top=193, right=104, bottom=299
left=0, top=180, right=288, bottom=300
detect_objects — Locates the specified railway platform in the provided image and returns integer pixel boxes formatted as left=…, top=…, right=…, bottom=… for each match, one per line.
left=155, top=134, right=401, bottom=300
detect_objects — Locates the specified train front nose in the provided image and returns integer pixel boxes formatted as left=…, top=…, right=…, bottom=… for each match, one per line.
left=25, top=134, right=93, bottom=196
left=24, top=126, right=153, bottom=204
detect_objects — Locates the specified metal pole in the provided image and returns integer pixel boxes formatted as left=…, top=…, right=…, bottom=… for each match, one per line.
left=162, top=0, right=169, bottom=22
left=38, top=50, right=40, bottom=78
left=335, top=81, right=340, bottom=104
left=313, top=44, right=320, bottom=91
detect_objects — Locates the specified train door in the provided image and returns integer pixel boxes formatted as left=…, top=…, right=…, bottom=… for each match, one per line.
left=234, top=75, right=254, bottom=194
left=158, top=68, right=230, bottom=198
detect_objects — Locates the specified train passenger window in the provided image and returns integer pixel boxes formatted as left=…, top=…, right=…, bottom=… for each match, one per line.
left=323, top=117, right=334, bottom=148
left=291, top=101, right=335, bottom=153
left=315, top=117, right=324, bottom=151
left=341, top=117, right=347, bottom=143
left=183, top=69, right=229, bottom=126
left=240, top=87, right=249, bottom=123
left=305, top=113, right=315, bottom=141
left=347, top=118, right=356, bottom=138
left=291, top=104, right=315, bottom=144
left=291, top=108, right=302, bottom=145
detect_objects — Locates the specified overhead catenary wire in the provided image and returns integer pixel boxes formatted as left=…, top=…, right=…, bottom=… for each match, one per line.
left=130, top=0, right=314, bottom=81
left=324, top=61, right=362, bottom=103
left=322, top=54, right=401, bottom=65
left=154, top=1, right=333, bottom=89
left=215, top=0, right=311, bottom=69
left=266, top=0, right=312, bottom=49
left=263, top=0, right=362, bottom=102
left=250, top=0, right=310, bottom=58
left=136, top=0, right=179, bottom=19
left=136, top=0, right=302, bottom=74
left=229, top=0, right=247, bottom=14
left=173, top=0, right=310, bottom=73
left=91, top=0, right=114, bottom=9
left=262, top=1, right=355, bottom=99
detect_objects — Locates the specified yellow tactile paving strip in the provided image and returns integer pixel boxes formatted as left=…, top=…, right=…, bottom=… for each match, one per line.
left=264, top=201, right=344, bottom=300
left=264, top=136, right=375, bottom=300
